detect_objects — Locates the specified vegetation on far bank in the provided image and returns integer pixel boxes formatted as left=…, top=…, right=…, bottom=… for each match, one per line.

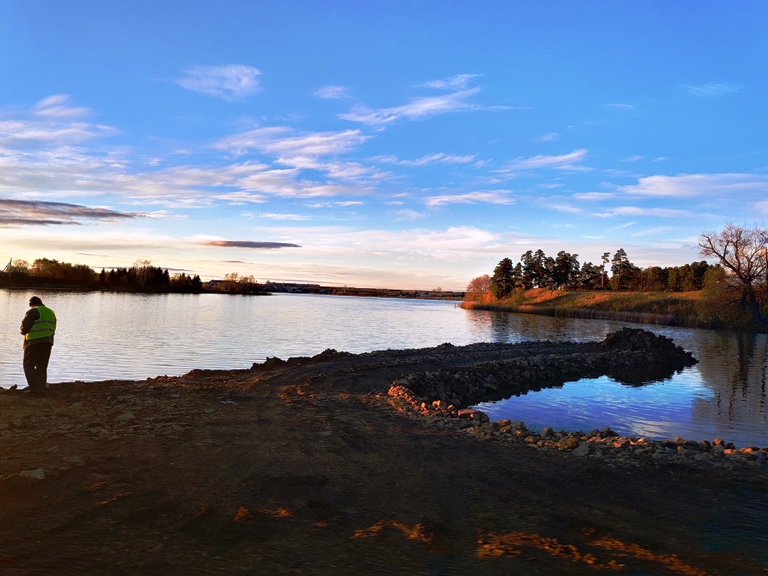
left=464, top=224, right=768, bottom=332
left=0, top=257, right=463, bottom=300
left=461, top=288, right=718, bottom=328
left=0, top=257, right=278, bottom=295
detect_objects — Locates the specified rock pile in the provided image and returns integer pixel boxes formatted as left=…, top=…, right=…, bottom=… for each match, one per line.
left=387, top=329, right=765, bottom=469
left=386, top=386, right=768, bottom=469
left=390, top=328, right=697, bottom=408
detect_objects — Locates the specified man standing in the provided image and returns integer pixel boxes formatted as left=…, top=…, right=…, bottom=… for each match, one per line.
left=20, top=296, right=56, bottom=394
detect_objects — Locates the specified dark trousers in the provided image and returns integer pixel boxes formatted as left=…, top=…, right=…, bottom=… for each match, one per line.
left=23, top=343, right=53, bottom=392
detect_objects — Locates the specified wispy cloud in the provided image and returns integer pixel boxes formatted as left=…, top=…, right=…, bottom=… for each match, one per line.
left=420, top=74, right=480, bottom=90
left=0, top=95, right=115, bottom=150
left=536, top=132, right=560, bottom=142
left=544, top=201, right=582, bottom=215
left=619, top=155, right=644, bottom=163
left=684, top=82, right=743, bottom=98
left=33, top=94, right=91, bottom=118
left=340, top=88, right=486, bottom=125
left=573, top=192, right=616, bottom=201
left=314, top=85, right=350, bottom=99
left=425, top=190, right=513, bottom=207
left=594, top=206, right=692, bottom=218
left=196, top=239, right=301, bottom=249
left=210, top=127, right=384, bottom=197
left=175, top=65, right=262, bottom=101
left=608, top=103, right=634, bottom=111
left=395, top=209, right=424, bottom=220
left=215, top=127, right=370, bottom=159
left=259, top=213, right=311, bottom=221
left=372, top=152, right=478, bottom=166
left=502, top=149, right=590, bottom=172
left=0, top=198, right=138, bottom=227
left=619, top=173, right=768, bottom=197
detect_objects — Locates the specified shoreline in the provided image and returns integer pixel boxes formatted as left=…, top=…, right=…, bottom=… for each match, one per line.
left=461, top=288, right=742, bottom=331
left=1, top=333, right=767, bottom=573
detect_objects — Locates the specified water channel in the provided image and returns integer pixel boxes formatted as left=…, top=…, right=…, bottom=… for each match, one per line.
left=1, top=289, right=766, bottom=447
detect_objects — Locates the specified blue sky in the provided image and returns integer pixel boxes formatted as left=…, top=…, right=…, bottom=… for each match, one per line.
left=1, top=2, right=766, bottom=290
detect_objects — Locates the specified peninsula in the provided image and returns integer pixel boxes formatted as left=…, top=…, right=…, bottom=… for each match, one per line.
left=0, top=330, right=765, bottom=574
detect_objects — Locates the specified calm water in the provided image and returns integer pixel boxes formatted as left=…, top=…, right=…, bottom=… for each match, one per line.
left=2, top=289, right=766, bottom=447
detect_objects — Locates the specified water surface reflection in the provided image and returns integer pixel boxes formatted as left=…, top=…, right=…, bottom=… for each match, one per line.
left=469, top=309, right=768, bottom=446
left=2, top=290, right=767, bottom=446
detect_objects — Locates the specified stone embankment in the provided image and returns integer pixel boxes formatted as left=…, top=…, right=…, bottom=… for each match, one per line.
left=388, top=328, right=767, bottom=469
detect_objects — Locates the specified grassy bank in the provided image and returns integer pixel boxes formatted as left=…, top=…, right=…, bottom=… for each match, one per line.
left=461, top=289, right=722, bottom=329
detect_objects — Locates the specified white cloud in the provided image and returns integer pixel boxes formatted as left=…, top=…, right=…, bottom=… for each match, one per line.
left=502, top=149, right=589, bottom=172
left=608, top=103, right=634, bottom=111
left=33, top=94, right=91, bottom=118
left=0, top=96, right=384, bottom=210
left=684, top=82, right=743, bottom=98
left=212, top=127, right=384, bottom=192
left=544, top=202, right=583, bottom=215
left=619, top=155, right=644, bottom=163
left=619, top=173, right=768, bottom=198
left=373, top=152, right=478, bottom=166
left=215, top=127, right=370, bottom=158
left=537, top=132, right=560, bottom=142
left=420, top=74, right=480, bottom=90
left=594, top=206, right=692, bottom=218
left=340, top=88, right=497, bottom=126
left=258, top=213, right=311, bottom=221
left=425, top=190, right=513, bottom=207
left=314, top=85, right=350, bottom=99
left=754, top=200, right=768, bottom=214
left=175, top=65, right=262, bottom=101
left=395, top=209, right=424, bottom=220
left=573, top=192, right=616, bottom=201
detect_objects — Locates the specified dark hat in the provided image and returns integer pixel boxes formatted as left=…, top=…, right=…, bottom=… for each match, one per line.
left=29, top=296, right=43, bottom=306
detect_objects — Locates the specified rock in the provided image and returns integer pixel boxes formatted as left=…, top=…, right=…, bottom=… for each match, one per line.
left=20, top=468, right=45, bottom=480
left=116, top=412, right=136, bottom=423
left=62, top=456, right=85, bottom=466
left=473, top=410, right=490, bottom=425
left=558, top=437, right=581, bottom=450
left=572, top=442, right=592, bottom=457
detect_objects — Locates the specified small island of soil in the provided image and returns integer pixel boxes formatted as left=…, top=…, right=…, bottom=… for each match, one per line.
left=0, top=329, right=765, bottom=575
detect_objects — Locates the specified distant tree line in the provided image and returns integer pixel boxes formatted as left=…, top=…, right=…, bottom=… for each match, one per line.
left=465, top=224, right=768, bottom=331
left=1, top=257, right=204, bottom=293
left=483, top=248, right=715, bottom=300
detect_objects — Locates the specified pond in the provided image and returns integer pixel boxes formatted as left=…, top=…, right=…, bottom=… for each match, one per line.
left=1, top=289, right=765, bottom=446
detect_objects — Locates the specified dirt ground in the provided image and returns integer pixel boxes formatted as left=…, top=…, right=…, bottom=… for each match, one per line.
left=1, top=342, right=767, bottom=575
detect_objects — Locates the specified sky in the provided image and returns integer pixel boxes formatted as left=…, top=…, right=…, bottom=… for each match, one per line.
left=1, top=2, right=767, bottom=290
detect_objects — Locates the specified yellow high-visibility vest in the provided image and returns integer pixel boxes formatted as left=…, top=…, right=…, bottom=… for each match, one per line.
left=25, top=306, right=56, bottom=341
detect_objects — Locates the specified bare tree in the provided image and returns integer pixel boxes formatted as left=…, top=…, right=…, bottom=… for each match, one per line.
left=133, top=259, right=152, bottom=287
left=699, top=223, right=768, bottom=326
left=223, top=272, right=240, bottom=291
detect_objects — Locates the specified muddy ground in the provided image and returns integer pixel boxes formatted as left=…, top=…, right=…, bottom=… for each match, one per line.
left=0, top=341, right=767, bottom=575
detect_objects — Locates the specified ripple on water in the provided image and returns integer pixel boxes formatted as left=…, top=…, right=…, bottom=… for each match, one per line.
left=477, top=371, right=767, bottom=448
